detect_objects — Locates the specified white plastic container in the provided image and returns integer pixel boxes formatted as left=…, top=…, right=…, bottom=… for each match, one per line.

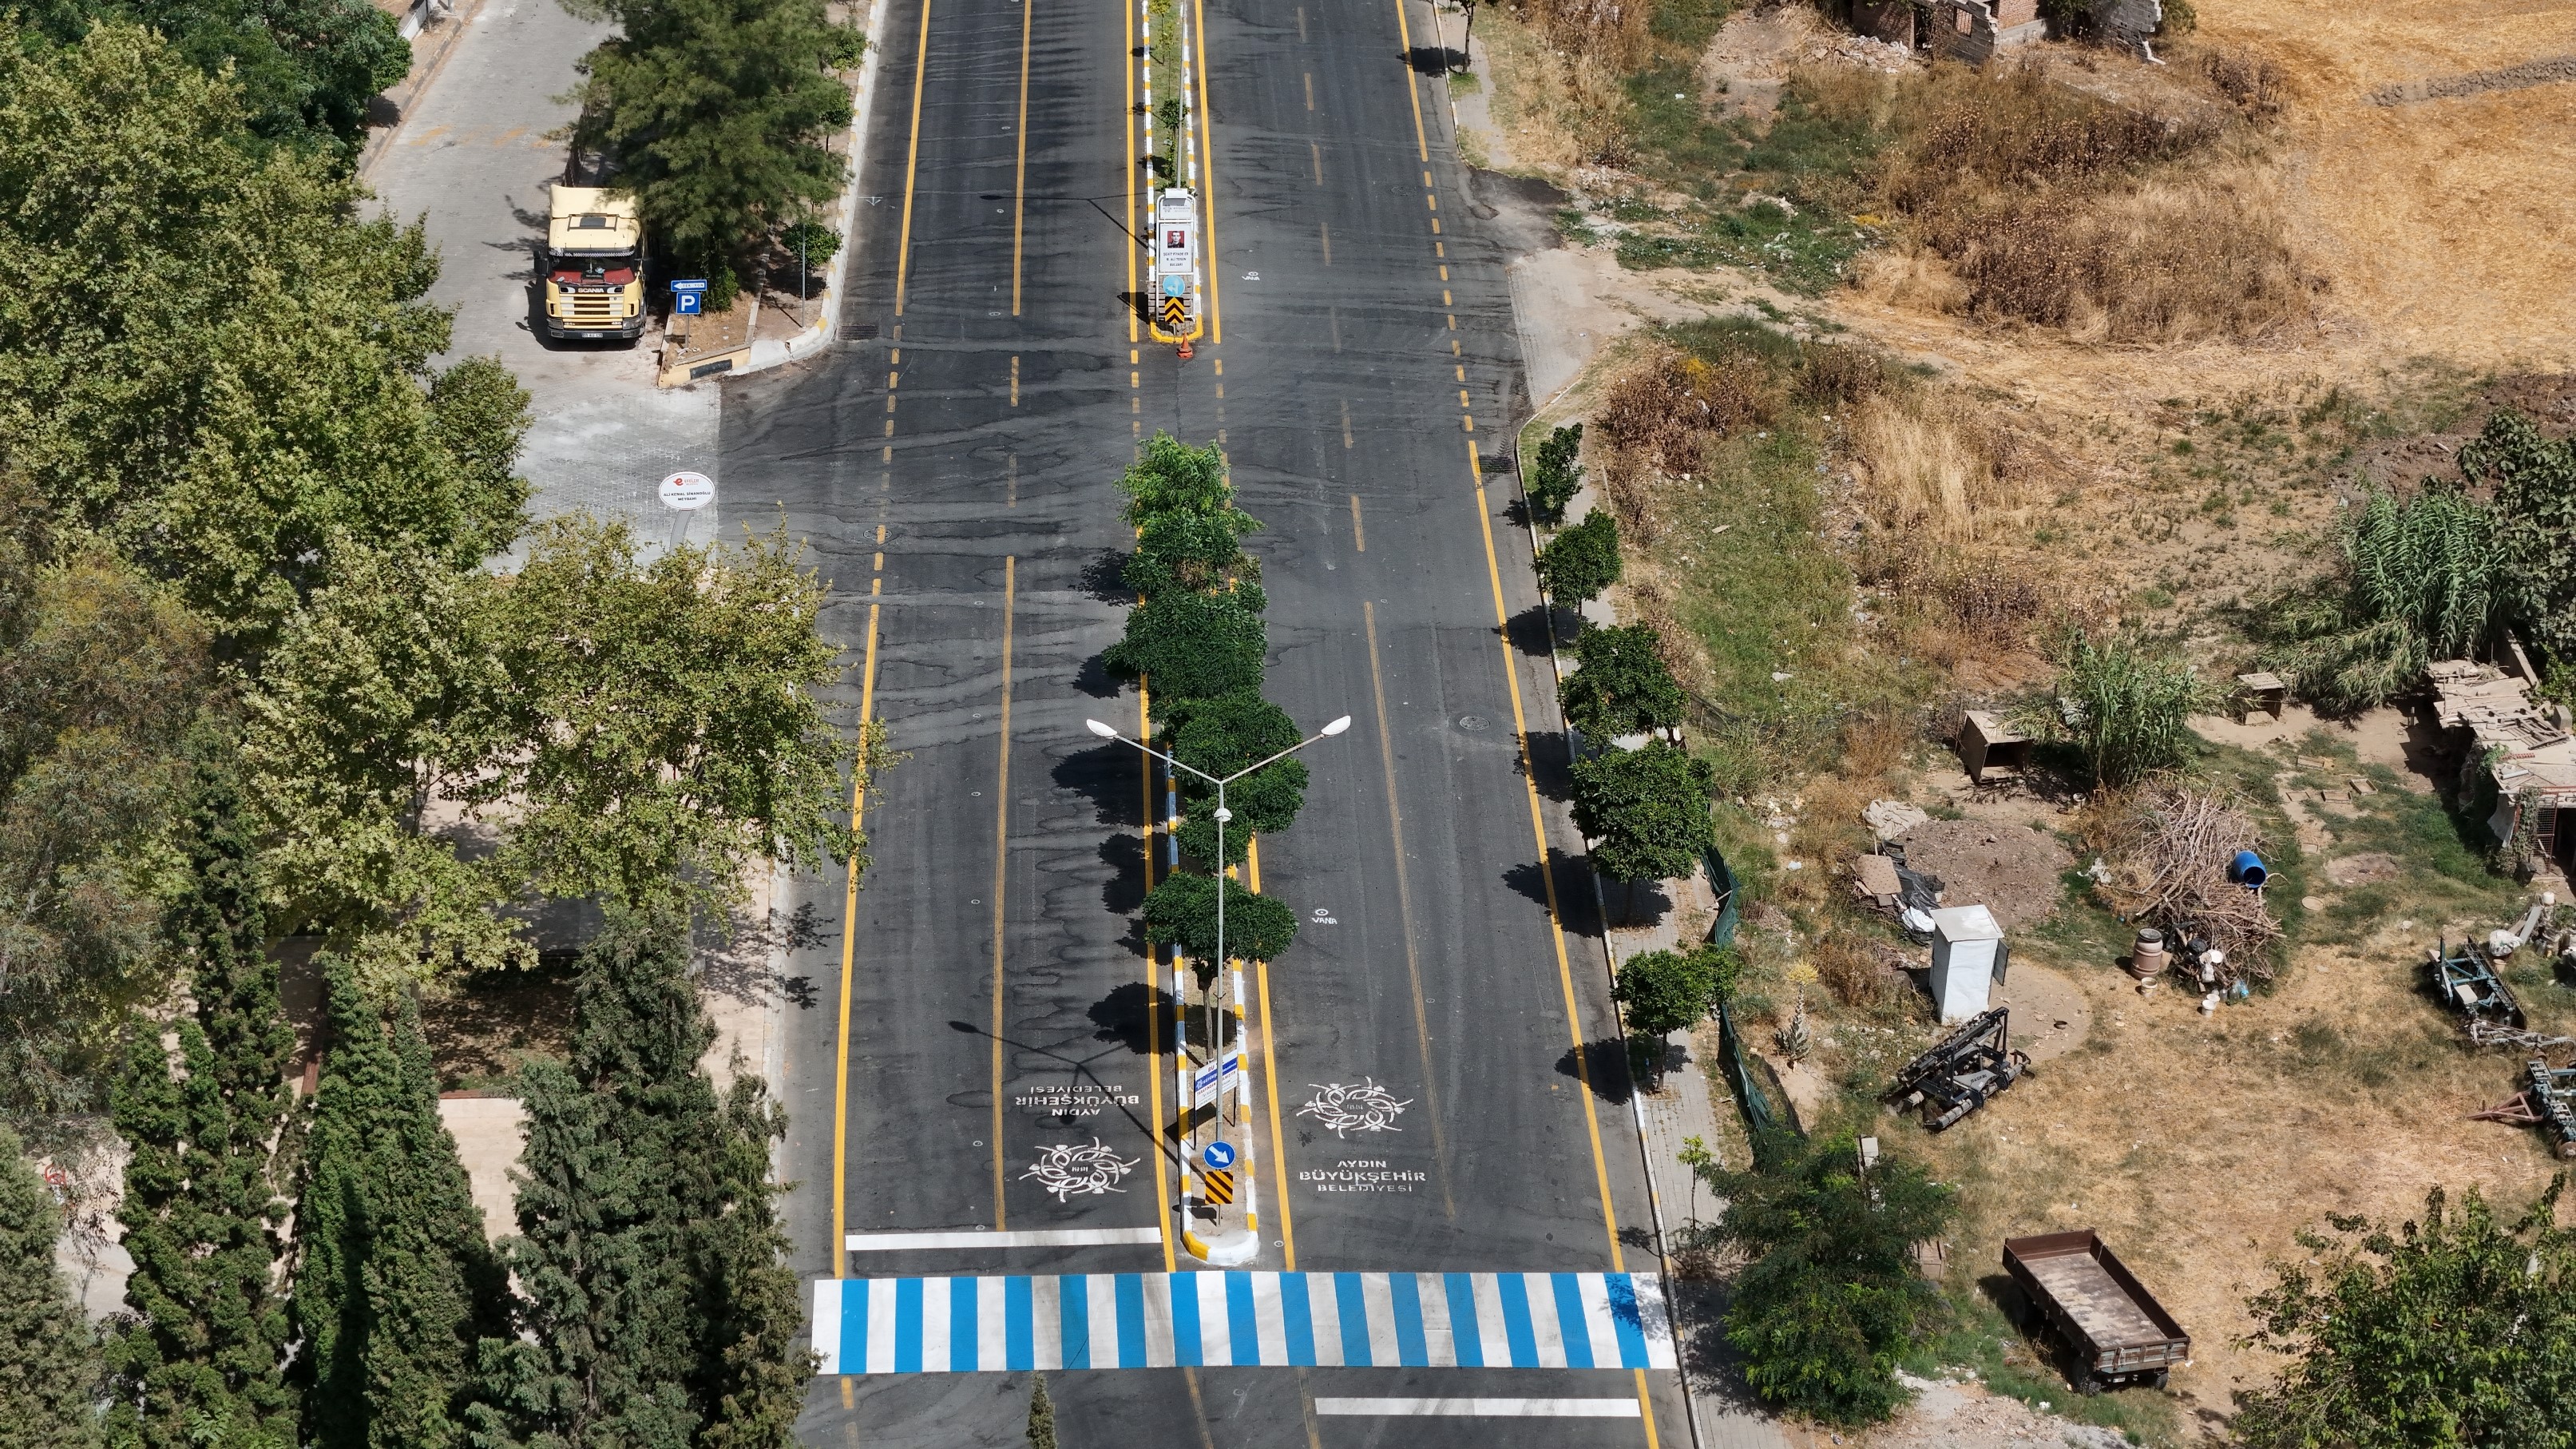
left=1928, top=903, right=2007, bottom=1023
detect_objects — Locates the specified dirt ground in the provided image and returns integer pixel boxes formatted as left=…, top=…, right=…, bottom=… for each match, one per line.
left=1892, top=818, right=2076, bottom=932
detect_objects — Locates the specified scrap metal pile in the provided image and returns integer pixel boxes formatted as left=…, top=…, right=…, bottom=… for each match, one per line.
left=2087, top=787, right=2281, bottom=990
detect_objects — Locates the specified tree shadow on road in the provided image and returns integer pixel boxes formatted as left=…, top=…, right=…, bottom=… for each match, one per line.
left=1557, top=1038, right=1635, bottom=1106
left=1087, top=980, right=1183, bottom=1057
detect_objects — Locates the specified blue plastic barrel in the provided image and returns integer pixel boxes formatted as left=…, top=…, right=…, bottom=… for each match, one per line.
left=2229, top=850, right=2267, bottom=887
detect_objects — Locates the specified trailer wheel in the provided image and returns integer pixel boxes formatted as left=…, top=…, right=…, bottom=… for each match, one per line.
left=2151, top=1369, right=2170, bottom=1391
left=2077, top=1373, right=2104, bottom=1396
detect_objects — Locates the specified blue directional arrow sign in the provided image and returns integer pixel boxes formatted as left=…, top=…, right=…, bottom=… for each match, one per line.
left=671, top=278, right=708, bottom=316
left=1161, top=275, right=1187, bottom=299
left=1201, top=1140, right=1236, bottom=1171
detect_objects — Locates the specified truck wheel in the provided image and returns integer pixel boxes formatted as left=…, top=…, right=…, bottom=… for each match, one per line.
left=2077, top=1373, right=2104, bottom=1396
left=2151, top=1369, right=2170, bottom=1391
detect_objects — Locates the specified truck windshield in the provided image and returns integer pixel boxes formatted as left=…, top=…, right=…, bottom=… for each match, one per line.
left=551, top=252, right=639, bottom=284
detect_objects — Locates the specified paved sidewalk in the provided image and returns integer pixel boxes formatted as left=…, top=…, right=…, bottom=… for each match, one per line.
left=362, top=0, right=723, bottom=555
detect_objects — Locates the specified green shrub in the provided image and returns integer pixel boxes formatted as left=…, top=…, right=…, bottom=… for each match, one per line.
left=1687, top=1131, right=1956, bottom=1425
left=1536, top=510, right=1623, bottom=608
left=1613, top=942, right=1741, bottom=1038
left=1125, top=512, right=1259, bottom=598
left=2269, top=485, right=2496, bottom=712
left=2057, top=629, right=2201, bottom=784
left=1527, top=423, right=1583, bottom=525
left=1118, top=431, right=1254, bottom=533
left=1560, top=623, right=1686, bottom=739
left=1571, top=740, right=1716, bottom=886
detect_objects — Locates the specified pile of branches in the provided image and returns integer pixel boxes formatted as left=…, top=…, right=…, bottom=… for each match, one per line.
left=2083, top=784, right=2282, bottom=987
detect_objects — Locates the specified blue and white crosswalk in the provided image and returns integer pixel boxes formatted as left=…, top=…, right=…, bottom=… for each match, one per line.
left=811, top=1271, right=1677, bottom=1374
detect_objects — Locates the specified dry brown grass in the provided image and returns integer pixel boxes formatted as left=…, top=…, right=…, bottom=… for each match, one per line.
left=1476, top=9, right=1639, bottom=169
left=1591, top=342, right=1783, bottom=538
left=1848, top=391, right=2033, bottom=543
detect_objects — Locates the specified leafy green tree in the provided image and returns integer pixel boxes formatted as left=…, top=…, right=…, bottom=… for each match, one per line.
left=568, top=0, right=858, bottom=305
left=1124, top=511, right=1259, bottom=600
left=2472, top=410, right=2576, bottom=659
left=0, top=530, right=212, bottom=1121
left=1570, top=741, right=1716, bottom=912
left=469, top=516, right=854, bottom=921
left=104, top=746, right=299, bottom=1449
left=0, top=1120, right=103, bottom=1447
left=244, top=518, right=855, bottom=986
left=0, top=24, right=530, bottom=644
left=468, top=914, right=810, bottom=1449
left=2234, top=1178, right=2576, bottom=1449
left=1686, top=1130, right=1956, bottom=1425
left=1024, top=1377, right=1055, bottom=1449
left=1559, top=623, right=1685, bottom=740
left=1158, top=692, right=1309, bottom=863
left=2269, top=485, right=2497, bottom=713
left=294, top=955, right=506, bottom=1449
left=1535, top=510, right=1621, bottom=608
left=1614, top=943, right=1741, bottom=1039
left=1101, top=588, right=1266, bottom=703
left=1116, top=433, right=1254, bottom=534
left=1139, top=873, right=1296, bottom=963
left=2057, top=629, right=2201, bottom=784
left=1526, top=423, right=1582, bottom=526
left=20, top=0, right=409, bottom=159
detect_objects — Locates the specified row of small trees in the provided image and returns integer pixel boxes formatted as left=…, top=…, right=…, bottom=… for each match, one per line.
left=1104, top=433, right=1302, bottom=961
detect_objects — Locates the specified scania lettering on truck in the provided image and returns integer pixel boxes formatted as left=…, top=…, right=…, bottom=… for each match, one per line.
left=542, top=187, right=646, bottom=342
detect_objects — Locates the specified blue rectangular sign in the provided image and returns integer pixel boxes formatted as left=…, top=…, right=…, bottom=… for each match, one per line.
left=675, top=292, right=703, bottom=315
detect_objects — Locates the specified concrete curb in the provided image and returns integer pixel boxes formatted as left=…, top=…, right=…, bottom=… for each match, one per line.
left=733, top=0, right=894, bottom=378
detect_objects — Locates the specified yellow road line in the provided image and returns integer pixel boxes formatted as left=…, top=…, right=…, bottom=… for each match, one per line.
left=1465, top=443, right=1653, bottom=1445
left=1012, top=0, right=1032, bottom=316
left=990, top=555, right=1016, bottom=1228
left=1124, top=0, right=1137, bottom=344
left=1387, top=0, right=1429, bottom=163
left=830, top=599, right=885, bottom=1276
left=1247, top=837, right=1296, bottom=1268
left=1361, top=601, right=1457, bottom=1219
left=1191, top=0, right=1222, bottom=344
left=1140, top=683, right=1176, bottom=1271
left=894, top=0, right=933, bottom=316
left=1349, top=494, right=1365, bottom=552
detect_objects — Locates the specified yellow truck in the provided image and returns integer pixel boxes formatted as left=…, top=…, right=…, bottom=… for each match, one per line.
left=541, top=186, right=647, bottom=343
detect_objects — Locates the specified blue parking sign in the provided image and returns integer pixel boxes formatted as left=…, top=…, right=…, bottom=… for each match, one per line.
left=675, top=291, right=702, bottom=315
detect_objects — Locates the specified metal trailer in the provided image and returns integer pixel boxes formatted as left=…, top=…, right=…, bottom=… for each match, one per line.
left=1884, top=1006, right=2028, bottom=1130
left=2003, top=1231, right=2190, bottom=1393
left=2475, top=1058, right=2576, bottom=1159
left=2427, top=937, right=2528, bottom=1028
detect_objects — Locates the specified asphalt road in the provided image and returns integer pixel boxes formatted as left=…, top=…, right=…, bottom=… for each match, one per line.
left=723, top=0, right=1680, bottom=1442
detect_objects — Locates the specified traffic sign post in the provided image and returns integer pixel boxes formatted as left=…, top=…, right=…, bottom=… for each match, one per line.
left=1202, top=1140, right=1236, bottom=1171
left=1151, top=189, right=1199, bottom=354
left=671, top=278, right=708, bottom=316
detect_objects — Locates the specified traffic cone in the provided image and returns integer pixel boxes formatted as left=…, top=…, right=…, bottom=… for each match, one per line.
left=1176, top=339, right=1194, bottom=360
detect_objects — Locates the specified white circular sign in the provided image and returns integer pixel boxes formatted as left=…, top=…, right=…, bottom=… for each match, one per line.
left=658, top=471, right=715, bottom=510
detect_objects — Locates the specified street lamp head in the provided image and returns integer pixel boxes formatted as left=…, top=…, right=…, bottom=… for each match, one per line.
left=1322, top=715, right=1353, bottom=736
left=1212, top=807, right=1232, bottom=823
left=1084, top=719, right=1119, bottom=739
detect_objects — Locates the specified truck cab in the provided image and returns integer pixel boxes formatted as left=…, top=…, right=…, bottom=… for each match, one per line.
left=541, top=187, right=647, bottom=343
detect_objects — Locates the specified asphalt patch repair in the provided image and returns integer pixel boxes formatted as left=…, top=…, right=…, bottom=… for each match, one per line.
left=1895, top=817, right=2075, bottom=931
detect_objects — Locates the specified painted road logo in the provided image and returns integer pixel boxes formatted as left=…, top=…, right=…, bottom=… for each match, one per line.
left=1013, top=1082, right=1139, bottom=1119
left=1300, top=1159, right=1426, bottom=1193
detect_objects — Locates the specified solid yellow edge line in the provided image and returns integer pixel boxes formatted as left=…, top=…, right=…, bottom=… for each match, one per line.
left=990, top=556, right=1015, bottom=1229
left=1124, top=0, right=1138, bottom=345
left=893, top=0, right=933, bottom=316
left=1388, top=0, right=1429, bottom=164
left=1191, top=0, right=1222, bottom=344
left=1140, top=683, right=1175, bottom=1270
left=1247, top=837, right=1296, bottom=1268
left=1468, top=449, right=1655, bottom=1448
left=830, top=601, right=884, bottom=1277
left=1011, top=0, right=1032, bottom=316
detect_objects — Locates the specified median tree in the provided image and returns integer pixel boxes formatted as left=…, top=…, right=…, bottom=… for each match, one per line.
left=1686, top=1130, right=1956, bottom=1425
left=1525, top=423, right=1582, bottom=525
left=1559, top=623, right=1685, bottom=740
left=568, top=0, right=861, bottom=308
left=1615, top=943, right=1741, bottom=1041
left=2233, top=1178, right=2576, bottom=1448
left=1117, top=432, right=1254, bottom=534
left=1140, top=873, right=1297, bottom=963
left=1124, top=511, right=1260, bottom=599
left=1570, top=740, right=1717, bottom=920
left=1102, top=588, right=1267, bottom=704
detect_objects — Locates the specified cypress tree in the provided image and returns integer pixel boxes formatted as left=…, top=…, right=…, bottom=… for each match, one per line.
left=0, top=1121, right=104, bottom=1447
left=472, top=912, right=806, bottom=1448
left=295, top=955, right=505, bottom=1449
left=104, top=744, right=298, bottom=1449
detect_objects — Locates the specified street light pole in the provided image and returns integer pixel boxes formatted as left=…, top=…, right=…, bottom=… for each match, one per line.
left=1088, top=713, right=1349, bottom=1251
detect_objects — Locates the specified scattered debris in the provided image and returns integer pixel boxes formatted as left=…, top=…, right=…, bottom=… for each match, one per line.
left=2468, top=1061, right=2576, bottom=1158
left=1886, top=1006, right=2028, bottom=1130
left=2430, top=658, right=2576, bottom=868
left=1864, top=797, right=1932, bottom=840
left=2464, top=1019, right=2576, bottom=1061
left=2084, top=786, right=2281, bottom=989
left=2426, top=936, right=2527, bottom=1029
left=1892, top=820, right=2068, bottom=932
left=1956, top=710, right=2031, bottom=787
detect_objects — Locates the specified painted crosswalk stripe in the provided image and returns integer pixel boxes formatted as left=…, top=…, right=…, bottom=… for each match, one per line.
left=1314, top=1397, right=1643, bottom=1417
left=811, top=1272, right=1677, bottom=1374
